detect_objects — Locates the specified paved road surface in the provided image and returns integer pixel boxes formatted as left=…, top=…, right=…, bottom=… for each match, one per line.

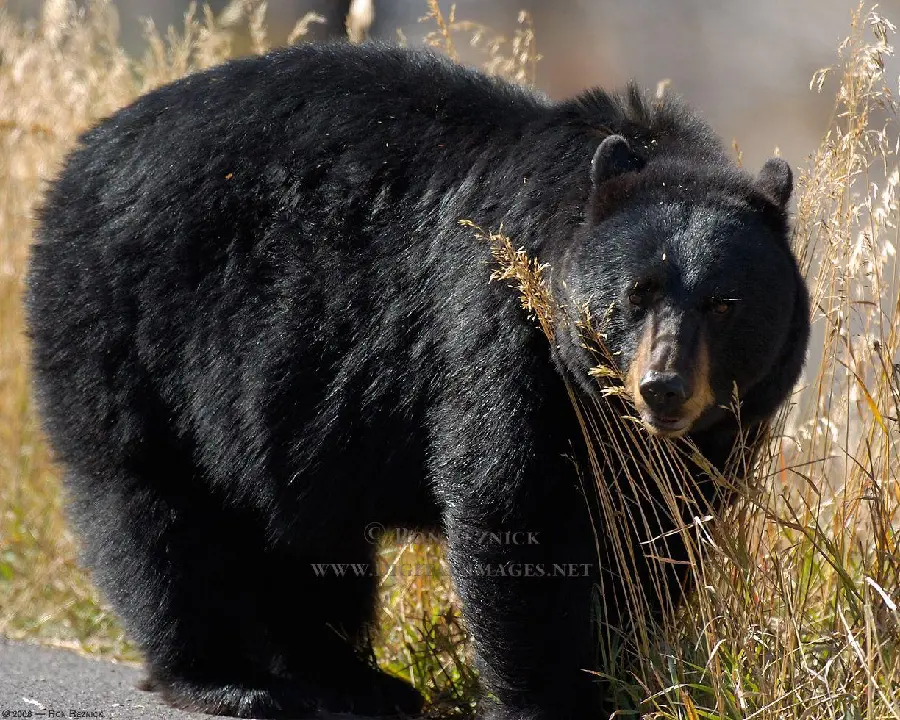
left=0, top=638, right=209, bottom=719
left=0, top=639, right=393, bottom=719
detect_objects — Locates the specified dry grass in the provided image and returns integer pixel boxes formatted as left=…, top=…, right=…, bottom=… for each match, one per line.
left=1, top=0, right=898, bottom=717
left=464, top=3, right=900, bottom=716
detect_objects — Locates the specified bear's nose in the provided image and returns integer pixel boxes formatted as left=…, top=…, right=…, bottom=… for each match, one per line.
left=639, top=371, right=689, bottom=415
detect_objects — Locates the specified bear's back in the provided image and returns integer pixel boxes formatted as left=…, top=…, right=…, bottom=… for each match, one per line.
left=49, top=42, right=552, bottom=215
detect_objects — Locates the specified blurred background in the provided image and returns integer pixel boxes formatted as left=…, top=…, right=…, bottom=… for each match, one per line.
left=8, top=0, right=898, bottom=176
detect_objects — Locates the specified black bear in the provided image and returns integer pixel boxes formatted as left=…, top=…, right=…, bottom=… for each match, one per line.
left=25, top=42, right=810, bottom=719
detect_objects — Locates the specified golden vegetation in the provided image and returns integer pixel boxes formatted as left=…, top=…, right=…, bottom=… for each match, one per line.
left=465, top=4, right=900, bottom=716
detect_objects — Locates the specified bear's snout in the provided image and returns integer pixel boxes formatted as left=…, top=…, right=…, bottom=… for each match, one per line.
left=639, top=371, right=690, bottom=418
left=626, top=310, right=715, bottom=437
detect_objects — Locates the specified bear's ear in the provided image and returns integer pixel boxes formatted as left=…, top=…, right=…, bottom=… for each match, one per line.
left=757, top=157, right=793, bottom=208
left=591, top=135, right=644, bottom=189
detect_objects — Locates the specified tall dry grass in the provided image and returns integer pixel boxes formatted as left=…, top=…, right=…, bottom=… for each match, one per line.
left=465, top=3, right=900, bottom=716
left=0, top=0, right=898, bottom=717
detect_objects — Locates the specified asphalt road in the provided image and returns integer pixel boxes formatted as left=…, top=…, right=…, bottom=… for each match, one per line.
left=0, top=639, right=394, bottom=720
left=0, top=638, right=211, bottom=719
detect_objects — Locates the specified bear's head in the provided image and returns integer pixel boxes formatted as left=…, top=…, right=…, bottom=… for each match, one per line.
left=554, top=134, right=811, bottom=441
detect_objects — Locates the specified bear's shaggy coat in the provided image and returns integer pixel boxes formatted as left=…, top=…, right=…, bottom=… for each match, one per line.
left=26, top=43, right=810, bottom=719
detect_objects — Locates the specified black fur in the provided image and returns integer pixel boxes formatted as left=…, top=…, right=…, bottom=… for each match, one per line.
left=25, top=42, right=810, bottom=719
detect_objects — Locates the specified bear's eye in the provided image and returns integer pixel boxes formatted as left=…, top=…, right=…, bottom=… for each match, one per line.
left=627, top=282, right=655, bottom=308
left=709, top=298, right=734, bottom=315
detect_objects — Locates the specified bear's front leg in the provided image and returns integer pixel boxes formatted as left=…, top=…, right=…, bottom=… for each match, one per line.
left=443, top=494, right=604, bottom=720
